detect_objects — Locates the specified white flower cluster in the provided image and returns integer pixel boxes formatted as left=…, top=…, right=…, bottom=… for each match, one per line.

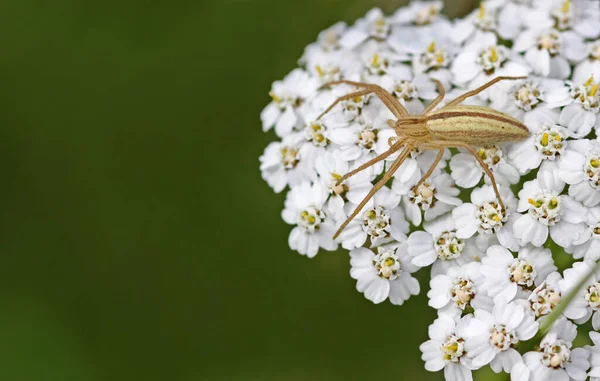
left=259, top=1, right=600, bottom=380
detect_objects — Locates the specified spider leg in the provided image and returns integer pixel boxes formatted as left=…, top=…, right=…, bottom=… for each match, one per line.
left=316, top=89, right=373, bottom=120
left=422, top=79, right=446, bottom=114
left=421, top=140, right=505, bottom=211
left=322, top=80, right=408, bottom=118
left=462, top=145, right=505, bottom=211
left=333, top=142, right=414, bottom=240
left=412, top=148, right=444, bottom=191
left=443, top=76, right=527, bottom=108
left=337, top=138, right=407, bottom=184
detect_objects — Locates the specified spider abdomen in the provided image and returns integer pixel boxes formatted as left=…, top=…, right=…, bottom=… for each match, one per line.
left=426, top=105, right=529, bottom=146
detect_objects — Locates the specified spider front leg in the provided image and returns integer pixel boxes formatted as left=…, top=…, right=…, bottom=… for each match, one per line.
left=316, top=89, right=375, bottom=120
left=318, top=80, right=408, bottom=120
left=412, top=148, right=444, bottom=191
left=422, top=79, right=445, bottom=114
left=443, top=76, right=527, bottom=108
left=461, top=144, right=505, bottom=211
left=422, top=140, right=506, bottom=211
left=336, top=138, right=407, bottom=184
left=333, top=141, right=415, bottom=239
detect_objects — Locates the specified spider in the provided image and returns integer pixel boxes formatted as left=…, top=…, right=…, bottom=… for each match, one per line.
left=316, top=76, right=530, bottom=239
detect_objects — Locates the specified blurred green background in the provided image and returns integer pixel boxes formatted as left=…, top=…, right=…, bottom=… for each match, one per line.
left=0, top=0, right=498, bottom=380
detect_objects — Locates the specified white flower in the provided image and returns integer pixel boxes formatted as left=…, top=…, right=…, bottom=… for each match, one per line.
left=401, top=173, right=462, bottom=226
left=420, top=314, right=475, bottom=381
left=311, top=81, right=373, bottom=124
left=297, top=118, right=337, bottom=164
left=514, top=178, right=586, bottom=247
left=281, top=182, right=338, bottom=257
left=508, top=112, right=569, bottom=188
left=452, top=185, right=521, bottom=252
left=335, top=185, right=408, bottom=249
left=407, top=213, right=483, bottom=276
left=513, top=28, right=584, bottom=79
left=587, top=331, right=600, bottom=381
left=566, top=207, right=600, bottom=262
left=314, top=152, right=373, bottom=222
left=544, top=0, right=600, bottom=40
left=559, top=261, right=600, bottom=330
left=526, top=272, right=563, bottom=319
left=573, top=40, right=600, bottom=84
left=392, top=0, right=445, bottom=26
left=452, top=34, right=530, bottom=97
left=450, top=145, right=520, bottom=188
left=299, top=21, right=346, bottom=58
left=359, top=48, right=411, bottom=86
left=428, top=262, right=493, bottom=318
left=261, top=69, right=319, bottom=137
left=259, top=136, right=315, bottom=193
left=494, top=0, right=547, bottom=40
left=452, top=3, right=499, bottom=49
left=544, top=75, right=600, bottom=137
left=513, top=317, right=589, bottom=381
left=490, top=77, right=564, bottom=124
left=391, top=146, right=451, bottom=200
left=303, top=50, right=360, bottom=86
left=411, top=40, right=456, bottom=89
left=380, top=73, right=440, bottom=115
left=481, top=245, right=556, bottom=303
left=339, top=8, right=393, bottom=50
left=328, top=108, right=396, bottom=177
left=467, top=301, right=539, bottom=373
left=350, top=243, right=420, bottom=304
left=558, top=139, right=600, bottom=207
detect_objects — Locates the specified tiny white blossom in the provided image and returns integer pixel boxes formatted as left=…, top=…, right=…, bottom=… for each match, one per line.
left=336, top=185, right=408, bottom=249
left=281, top=182, right=338, bottom=257
left=428, top=261, right=493, bottom=318
left=259, top=136, right=315, bottom=193
left=526, top=271, right=563, bottom=319
left=452, top=3, right=499, bottom=49
left=420, top=314, right=475, bottom=381
left=566, top=207, right=600, bottom=262
left=391, top=146, right=451, bottom=199
left=514, top=178, right=586, bottom=247
left=299, top=22, right=346, bottom=59
left=328, top=108, right=396, bottom=177
left=540, top=0, right=600, bottom=40
left=452, top=34, right=529, bottom=97
left=573, top=40, right=600, bottom=84
left=467, top=301, right=539, bottom=373
left=401, top=172, right=462, bottom=226
left=339, top=8, right=393, bottom=50
left=558, top=139, right=600, bottom=207
left=587, top=331, right=600, bottom=381
left=450, top=145, right=520, bottom=188
left=493, top=0, right=548, bottom=40
left=381, top=73, right=440, bottom=115
left=560, top=261, right=600, bottom=330
left=314, top=152, right=373, bottom=222
left=453, top=185, right=521, bottom=252
left=481, top=245, right=556, bottom=303
left=350, top=243, right=420, bottom=304
left=545, top=76, right=600, bottom=136
left=407, top=213, right=483, bottom=276
left=508, top=113, right=569, bottom=189
left=392, top=0, right=445, bottom=26
left=411, top=40, right=456, bottom=89
left=490, top=77, right=564, bottom=123
left=512, top=317, right=589, bottom=381
left=261, top=69, right=319, bottom=137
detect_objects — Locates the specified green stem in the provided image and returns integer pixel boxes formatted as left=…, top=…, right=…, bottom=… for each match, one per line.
left=520, top=259, right=600, bottom=353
